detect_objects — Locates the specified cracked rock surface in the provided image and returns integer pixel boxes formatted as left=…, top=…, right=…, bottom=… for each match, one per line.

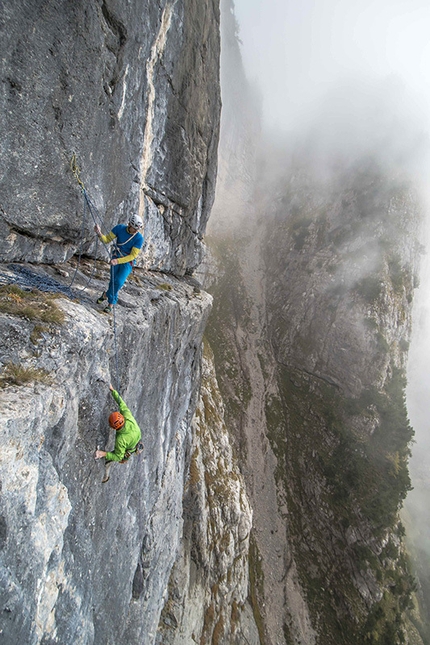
left=0, top=0, right=220, bottom=275
left=0, top=261, right=212, bottom=644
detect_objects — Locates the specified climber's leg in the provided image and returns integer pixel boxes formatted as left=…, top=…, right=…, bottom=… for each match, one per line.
left=102, top=460, right=113, bottom=483
left=106, top=263, right=132, bottom=305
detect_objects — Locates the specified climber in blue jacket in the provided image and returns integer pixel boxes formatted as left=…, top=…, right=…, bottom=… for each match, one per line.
left=94, top=213, right=144, bottom=313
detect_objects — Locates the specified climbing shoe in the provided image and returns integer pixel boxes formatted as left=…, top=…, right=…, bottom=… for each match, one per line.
left=104, top=304, right=113, bottom=314
left=97, top=291, right=107, bottom=304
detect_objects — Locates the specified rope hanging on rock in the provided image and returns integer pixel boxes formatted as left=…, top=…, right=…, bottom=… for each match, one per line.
left=69, top=154, right=105, bottom=291
left=67, top=186, right=100, bottom=293
left=70, top=154, right=125, bottom=261
left=111, top=265, right=121, bottom=398
left=70, top=153, right=85, bottom=192
left=70, top=154, right=122, bottom=398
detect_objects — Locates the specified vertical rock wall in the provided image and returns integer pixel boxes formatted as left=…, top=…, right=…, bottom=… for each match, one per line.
left=207, top=149, right=424, bottom=645
left=260, top=159, right=423, bottom=644
left=0, top=1, right=227, bottom=644
left=156, top=344, right=257, bottom=645
left=0, top=271, right=213, bottom=644
left=0, top=0, right=220, bottom=274
left=206, top=1, right=426, bottom=643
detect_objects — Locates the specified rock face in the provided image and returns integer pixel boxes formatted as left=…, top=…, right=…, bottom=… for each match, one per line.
left=208, top=152, right=424, bottom=645
left=156, top=343, right=257, bottom=645
left=0, top=2, right=253, bottom=645
left=205, top=2, right=427, bottom=643
left=0, top=0, right=221, bottom=274
left=0, top=258, right=256, bottom=645
left=262, top=160, right=422, bottom=644
left=0, top=264, right=212, bottom=644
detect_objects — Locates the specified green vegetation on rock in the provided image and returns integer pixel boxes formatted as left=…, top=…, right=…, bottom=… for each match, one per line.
left=205, top=239, right=253, bottom=425
left=0, top=284, right=65, bottom=324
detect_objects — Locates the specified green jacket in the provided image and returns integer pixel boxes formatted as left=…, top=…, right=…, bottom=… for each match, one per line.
left=106, top=390, right=142, bottom=462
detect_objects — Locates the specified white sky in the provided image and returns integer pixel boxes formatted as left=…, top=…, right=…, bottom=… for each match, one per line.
left=233, top=0, right=430, bottom=134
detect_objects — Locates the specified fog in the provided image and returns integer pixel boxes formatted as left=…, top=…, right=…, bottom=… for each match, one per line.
left=232, top=0, right=430, bottom=201
left=234, top=0, right=430, bottom=136
left=232, top=0, right=430, bottom=618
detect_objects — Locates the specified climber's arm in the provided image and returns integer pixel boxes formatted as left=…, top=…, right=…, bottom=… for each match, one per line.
left=116, top=246, right=142, bottom=265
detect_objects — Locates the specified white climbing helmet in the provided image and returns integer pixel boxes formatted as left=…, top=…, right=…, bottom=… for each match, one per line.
left=128, top=214, right=143, bottom=230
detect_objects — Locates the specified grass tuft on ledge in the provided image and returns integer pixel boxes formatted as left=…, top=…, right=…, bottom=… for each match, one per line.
left=0, top=284, right=65, bottom=324
left=0, top=362, right=52, bottom=387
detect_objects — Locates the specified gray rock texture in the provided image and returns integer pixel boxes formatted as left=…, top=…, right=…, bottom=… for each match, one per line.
left=0, top=263, right=212, bottom=645
left=0, top=0, right=220, bottom=274
left=205, top=2, right=427, bottom=642
left=0, top=1, right=237, bottom=644
left=156, top=344, right=257, bottom=645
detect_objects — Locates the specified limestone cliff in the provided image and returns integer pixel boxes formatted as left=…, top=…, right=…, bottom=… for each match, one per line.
left=205, top=2, right=428, bottom=643
left=0, top=266, right=212, bottom=644
left=0, top=2, right=255, bottom=645
left=207, top=162, right=425, bottom=643
left=2, top=1, right=428, bottom=644
left=1, top=0, right=220, bottom=274
left=156, top=343, right=256, bottom=645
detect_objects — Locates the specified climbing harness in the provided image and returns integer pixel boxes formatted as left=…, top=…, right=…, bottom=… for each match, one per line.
left=119, top=442, right=144, bottom=463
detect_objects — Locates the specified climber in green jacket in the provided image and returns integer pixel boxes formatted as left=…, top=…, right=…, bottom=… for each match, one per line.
left=95, top=384, right=143, bottom=483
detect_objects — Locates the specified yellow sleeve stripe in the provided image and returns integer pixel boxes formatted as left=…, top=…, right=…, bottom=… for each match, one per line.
left=100, top=231, right=116, bottom=244
left=116, top=246, right=142, bottom=264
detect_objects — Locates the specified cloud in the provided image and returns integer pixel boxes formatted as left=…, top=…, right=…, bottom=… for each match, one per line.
left=233, top=0, right=430, bottom=136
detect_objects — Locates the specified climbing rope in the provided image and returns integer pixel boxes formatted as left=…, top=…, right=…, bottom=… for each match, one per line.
left=68, top=155, right=102, bottom=292
left=111, top=266, right=121, bottom=397
left=67, top=187, right=101, bottom=293
left=70, top=154, right=122, bottom=397
left=70, top=153, right=85, bottom=191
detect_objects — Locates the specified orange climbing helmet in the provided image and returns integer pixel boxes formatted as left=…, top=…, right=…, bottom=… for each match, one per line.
left=109, top=411, right=125, bottom=430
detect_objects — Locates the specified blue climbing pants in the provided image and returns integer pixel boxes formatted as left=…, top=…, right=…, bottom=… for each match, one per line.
left=106, top=263, right=133, bottom=305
